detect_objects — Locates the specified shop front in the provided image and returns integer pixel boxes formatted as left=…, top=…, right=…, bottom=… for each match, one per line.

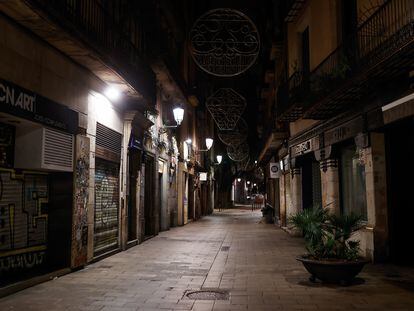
left=382, top=94, right=414, bottom=264
left=93, top=123, right=122, bottom=257
left=0, top=79, right=77, bottom=286
left=290, top=135, right=321, bottom=212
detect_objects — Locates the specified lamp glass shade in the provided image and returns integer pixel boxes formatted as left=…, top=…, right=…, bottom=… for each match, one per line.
left=216, top=155, right=222, bottom=164
left=173, top=107, right=184, bottom=125
left=205, top=138, right=214, bottom=150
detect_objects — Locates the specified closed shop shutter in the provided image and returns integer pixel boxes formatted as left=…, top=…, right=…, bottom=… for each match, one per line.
left=0, top=171, right=48, bottom=276
left=311, top=161, right=322, bottom=209
left=94, top=159, right=119, bottom=256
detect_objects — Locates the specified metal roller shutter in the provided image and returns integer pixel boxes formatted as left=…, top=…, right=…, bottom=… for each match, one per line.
left=94, top=159, right=119, bottom=255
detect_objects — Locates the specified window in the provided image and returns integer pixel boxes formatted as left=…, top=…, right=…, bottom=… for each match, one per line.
left=340, top=144, right=367, bottom=220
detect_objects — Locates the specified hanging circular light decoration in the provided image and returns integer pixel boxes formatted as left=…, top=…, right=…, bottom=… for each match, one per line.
left=189, top=8, right=260, bottom=77
left=227, top=142, right=249, bottom=162
left=218, top=118, right=248, bottom=146
left=236, top=156, right=250, bottom=172
left=206, top=88, right=246, bottom=130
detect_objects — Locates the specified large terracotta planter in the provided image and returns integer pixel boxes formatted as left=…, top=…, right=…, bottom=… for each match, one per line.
left=297, top=256, right=369, bottom=285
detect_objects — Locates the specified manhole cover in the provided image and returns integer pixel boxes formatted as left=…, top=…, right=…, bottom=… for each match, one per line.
left=186, top=290, right=229, bottom=300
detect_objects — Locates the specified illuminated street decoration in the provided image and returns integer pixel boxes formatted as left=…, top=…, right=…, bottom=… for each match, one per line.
left=218, top=118, right=248, bottom=146
left=189, top=8, right=260, bottom=77
left=236, top=156, right=250, bottom=171
left=206, top=88, right=246, bottom=130
left=227, top=142, right=249, bottom=162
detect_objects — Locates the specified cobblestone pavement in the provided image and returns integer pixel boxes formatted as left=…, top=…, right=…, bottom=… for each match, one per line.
left=1, top=207, right=414, bottom=311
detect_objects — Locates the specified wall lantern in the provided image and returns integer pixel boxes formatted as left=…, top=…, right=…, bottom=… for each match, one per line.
left=160, top=107, right=185, bottom=133
left=216, top=155, right=223, bottom=164
left=173, top=107, right=184, bottom=126
left=197, top=138, right=214, bottom=153
left=237, top=178, right=241, bottom=182
left=205, top=138, right=214, bottom=150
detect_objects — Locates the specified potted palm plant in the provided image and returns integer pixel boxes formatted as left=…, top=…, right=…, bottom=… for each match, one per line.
left=289, top=207, right=368, bottom=285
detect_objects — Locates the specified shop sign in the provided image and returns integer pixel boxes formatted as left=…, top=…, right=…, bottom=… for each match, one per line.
left=291, top=136, right=320, bottom=158
left=324, top=117, right=363, bottom=146
left=129, top=134, right=143, bottom=150
left=269, top=162, right=280, bottom=178
left=0, top=79, right=78, bottom=133
left=199, top=172, right=208, bottom=181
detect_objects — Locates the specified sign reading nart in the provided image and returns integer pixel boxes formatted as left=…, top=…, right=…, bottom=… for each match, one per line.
left=0, top=82, right=35, bottom=112
left=0, top=79, right=78, bottom=133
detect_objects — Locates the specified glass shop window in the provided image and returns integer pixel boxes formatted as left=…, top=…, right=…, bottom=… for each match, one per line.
left=340, top=144, right=367, bottom=220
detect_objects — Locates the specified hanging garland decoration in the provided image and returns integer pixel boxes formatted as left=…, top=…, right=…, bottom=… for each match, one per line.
left=206, top=88, right=246, bottom=130
left=189, top=8, right=260, bottom=77
left=236, top=156, right=250, bottom=172
left=227, top=142, right=249, bottom=162
left=218, top=118, right=248, bottom=146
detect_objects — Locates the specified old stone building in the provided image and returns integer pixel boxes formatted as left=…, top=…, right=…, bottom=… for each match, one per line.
left=258, top=0, right=414, bottom=263
left=0, top=0, right=215, bottom=288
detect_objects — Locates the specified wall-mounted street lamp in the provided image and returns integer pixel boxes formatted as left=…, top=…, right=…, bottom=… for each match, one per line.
left=197, top=137, right=214, bottom=153
left=104, top=86, right=121, bottom=101
left=237, top=178, right=241, bottom=182
left=216, top=155, right=222, bottom=164
left=160, top=107, right=185, bottom=133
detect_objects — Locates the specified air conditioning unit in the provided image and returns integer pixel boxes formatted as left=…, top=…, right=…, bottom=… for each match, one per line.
left=15, top=126, right=74, bottom=172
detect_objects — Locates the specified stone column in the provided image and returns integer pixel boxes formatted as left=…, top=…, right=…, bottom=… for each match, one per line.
left=279, top=173, right=286, bottom=227
left=177, top=162, right=184, bottom=226
left=319, top=158, right=340, bottom=215
left=364, top=132, right=388, bottom=261
left=289, top=168, right=302, bottom=217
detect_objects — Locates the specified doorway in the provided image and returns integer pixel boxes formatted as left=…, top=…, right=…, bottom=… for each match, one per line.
left=144, top=155, right=155, bottom=238
left=188, top=175, right=194, bottom=221
left=300, top=154, right=322, bottom=210
left=385, top=117, right=414, bottom=264
left=127, top=149, right=140, bottom=243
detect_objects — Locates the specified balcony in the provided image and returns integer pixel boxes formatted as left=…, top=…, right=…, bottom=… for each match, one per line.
left=276, top=71, right=307, bottom=121
left=0, top=0, right=155, bottom=104
left=278, top=0, right=414, bottom=121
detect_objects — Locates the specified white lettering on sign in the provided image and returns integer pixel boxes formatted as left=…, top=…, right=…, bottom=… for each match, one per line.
left=291, top=136, right=320, bottom=158
left=0, top=82, right=35, bottom=113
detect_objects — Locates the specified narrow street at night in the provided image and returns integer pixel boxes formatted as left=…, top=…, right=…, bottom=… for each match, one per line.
left=2, top=0, right=414, bottom=309
left=1, top=208, right=414, bottom=311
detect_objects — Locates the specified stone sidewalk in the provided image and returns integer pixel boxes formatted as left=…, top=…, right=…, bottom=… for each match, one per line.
left=1, top=208, right=414, bottom=311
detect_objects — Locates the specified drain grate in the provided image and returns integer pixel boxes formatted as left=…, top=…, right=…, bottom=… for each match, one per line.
left=186, top=289, right=229, bottom=300
left=221, top=246, right=230, bottom=251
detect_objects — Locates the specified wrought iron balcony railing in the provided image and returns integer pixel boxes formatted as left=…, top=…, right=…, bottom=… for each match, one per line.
left=278, top=0, right=414, bottom=120
left=28, top=0, right=154, bottom=101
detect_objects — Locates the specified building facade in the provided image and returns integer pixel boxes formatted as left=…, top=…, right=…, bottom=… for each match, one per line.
left=0, top=0, right=215, bottom=288
left=260, top=0, right=414, bottom=263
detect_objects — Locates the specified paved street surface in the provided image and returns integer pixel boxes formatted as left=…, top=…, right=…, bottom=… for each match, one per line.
left=1, top=207, right=414, bottom=311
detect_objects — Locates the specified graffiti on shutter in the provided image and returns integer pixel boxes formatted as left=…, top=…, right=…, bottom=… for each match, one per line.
left=94, top=160, right=119, bottom=255
left=0, top=170, right=48, bottom=273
